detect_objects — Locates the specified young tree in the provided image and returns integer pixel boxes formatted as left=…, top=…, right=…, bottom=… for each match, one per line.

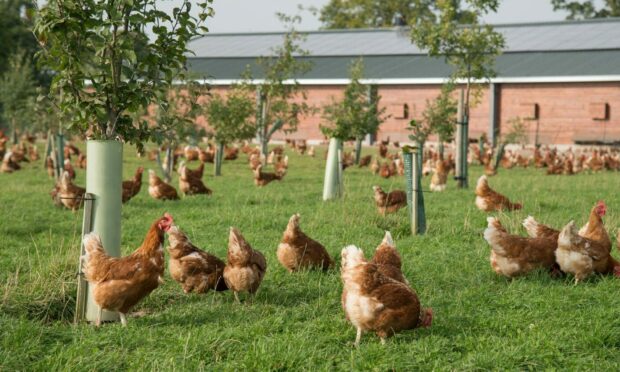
left=427, top=84, right=458, bottom=159
left=322, top=60, right=385, bottom=140
left=407, top=84, right=457, bottom=163
left=205, top=86, right=256, bottom=176
left=34, top=0, right=212, bottom=151
left=153, top=84, right=203, bottom=182
left=411, top=0, right=504, bottom=117
left=320, top=59, right=386, bottom=199
left=321, top=59, right=386, bottom=164
left=253, top=13, right=313, bottom=161
left=34, top=0, right=213, bottom=323
left=551, top=0, right=620, bottom=19
left=0, top=50, right=37, bottom=141
left=411, top=0, right=504, bottom=187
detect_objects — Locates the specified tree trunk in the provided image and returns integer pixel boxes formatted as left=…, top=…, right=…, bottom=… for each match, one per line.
left=354, top=137, right=362, bottom=165
left=260, top=133, right=269, bottom=165
left=164, top=146, right=173, bottom=183
left=83, top=139, right=122, bottom=323
left=416, top=140, right=424, bottom=172
left=323, top=137, right=342, bottom=201
left=438, top=141, right=444, bottom=160
left=214, top=142, right=224, bottom=176
left=11, top=118, right=18, bottom=145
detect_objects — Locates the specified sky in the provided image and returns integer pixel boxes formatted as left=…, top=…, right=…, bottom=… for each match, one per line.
left=184, top=0, right=594, bottom=33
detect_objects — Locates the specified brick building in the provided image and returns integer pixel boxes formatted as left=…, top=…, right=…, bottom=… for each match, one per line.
left=187, top=18, right=620, bottom=145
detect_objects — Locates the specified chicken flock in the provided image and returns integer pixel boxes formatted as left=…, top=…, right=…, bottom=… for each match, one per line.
left=80, top=210, right=431, bottom=345
left=5, top=129, right=620, bottom=346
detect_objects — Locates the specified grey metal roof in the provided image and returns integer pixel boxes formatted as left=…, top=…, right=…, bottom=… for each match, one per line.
left=187, top=50, right=620, bottom=80
left=188, top=18, right=620, bottom=58
left=186, top=18, right=620, bottom=81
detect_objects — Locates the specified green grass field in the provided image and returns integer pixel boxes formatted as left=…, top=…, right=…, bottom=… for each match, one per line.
left=2, top=144, right=620, bottom=370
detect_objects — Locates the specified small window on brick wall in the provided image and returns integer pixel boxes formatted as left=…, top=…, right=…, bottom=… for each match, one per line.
left=388, top=103, right=409, bottom=119
left=520, top=103, right=539, bottom=120
left=589, top=102, right=609, bottom=121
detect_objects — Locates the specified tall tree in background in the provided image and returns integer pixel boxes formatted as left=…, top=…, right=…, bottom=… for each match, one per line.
left=0, top=0, right=38, bottom=77
left=253, top=13, right=313, bottom=161
left=0, top=0, right=43, bottom=129
left=317, top=0, right=477, bottom=29
left=0, top=50, right=37, bottom=140
left=551, top=0, right=620, bottom=19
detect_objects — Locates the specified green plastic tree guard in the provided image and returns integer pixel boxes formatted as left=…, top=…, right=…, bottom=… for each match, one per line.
left=323, top=137, right=342, bottom=200
left=455, top=90, right=469, bottom=188
left=84, top=140, right=122, bottom=323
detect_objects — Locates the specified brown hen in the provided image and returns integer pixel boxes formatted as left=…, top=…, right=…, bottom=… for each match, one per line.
left=277, top=213, right=333, bottom=272
left=475, top=175, right=522, bottom=212
left=223, top=227, right=267, bottom=302
left=82, top=213, right=173, bottom=326
left=166, top=224, right=227, bottom=293
left=341, top=245, right=432, bottom=346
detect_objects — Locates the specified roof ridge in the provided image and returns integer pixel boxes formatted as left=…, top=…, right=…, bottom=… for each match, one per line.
left=194, top=17, right=620, bottom=38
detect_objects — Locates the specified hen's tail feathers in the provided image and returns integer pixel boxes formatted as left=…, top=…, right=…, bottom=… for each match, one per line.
left=523, top=216, right=540, bottom=238
left=341, top=245, right=364, bottom=269
left=578, top=222, right=589, bottom=237
left=483, top=217, right=506, bottom=253
left=83, top=233, right=104, bottom=256
left=475, top=175, right=488, bottom=195
left=558, top=221, right=578, bottom=248
left=382, top=231, right=394, bottom=247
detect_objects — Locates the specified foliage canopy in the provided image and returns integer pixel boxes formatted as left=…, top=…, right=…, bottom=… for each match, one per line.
left=551, top=0, right=620, bottom=19
left=320, top=58, right=386, bottom=140
left=317, top=0, right=480, bottom=29
left=34, top=0, right=213, bottom=151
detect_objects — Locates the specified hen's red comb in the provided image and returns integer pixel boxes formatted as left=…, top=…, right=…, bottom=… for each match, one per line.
left=596, top=201, right=606, bottom=216
left=163, top=212, right=173, bottom=222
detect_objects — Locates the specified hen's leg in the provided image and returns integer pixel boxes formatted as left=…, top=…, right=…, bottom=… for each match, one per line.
left=119, top=313, right=127, bottom=327
left=234, top=291, right=240, bottom=303
left=354, top=327, right=363, bottom=347
left=95, top=307, right=103, bottom=327
left=380, top=337, right=387, bottom=345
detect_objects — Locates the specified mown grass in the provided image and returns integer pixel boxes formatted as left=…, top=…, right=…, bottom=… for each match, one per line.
left=2, top=143, right=620, bottom=370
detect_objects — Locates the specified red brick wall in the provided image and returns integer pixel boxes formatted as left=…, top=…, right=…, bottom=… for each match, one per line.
left=200, top=82, right=620, bottom=145
left=498, top=82, right=620, bottom=144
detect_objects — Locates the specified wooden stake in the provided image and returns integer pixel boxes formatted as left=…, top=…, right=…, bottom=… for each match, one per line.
left=74, top=193, right=94, bottom=324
